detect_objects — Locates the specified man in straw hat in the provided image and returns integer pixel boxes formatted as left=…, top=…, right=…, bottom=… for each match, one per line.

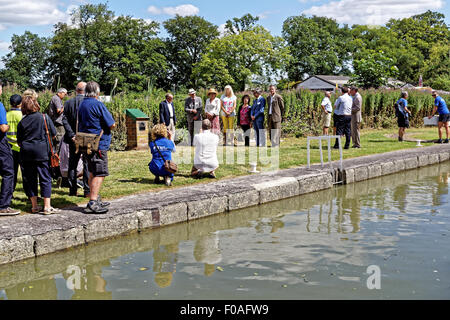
left=185, top=89, right=203, bottom=146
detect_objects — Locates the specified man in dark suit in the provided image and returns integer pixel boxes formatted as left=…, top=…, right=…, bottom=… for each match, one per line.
left=266, top=85, right=285, bottom=147
left=159, top=93, right=177, bottom=141
left=62, top=82, right=90, bottom=197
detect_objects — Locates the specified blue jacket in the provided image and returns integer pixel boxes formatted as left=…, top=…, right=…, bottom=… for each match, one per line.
left=159, top=100, right=177, bottom=127
left=251, top=96, right=266, bottom=119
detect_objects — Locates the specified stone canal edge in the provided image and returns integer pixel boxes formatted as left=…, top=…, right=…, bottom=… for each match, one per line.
left=1, top=144, right=450, bottom=266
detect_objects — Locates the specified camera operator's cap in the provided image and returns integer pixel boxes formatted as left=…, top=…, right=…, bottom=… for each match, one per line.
left=207, top=88, right=218, bottom=96
left=188, top=88, right=196, bottom=95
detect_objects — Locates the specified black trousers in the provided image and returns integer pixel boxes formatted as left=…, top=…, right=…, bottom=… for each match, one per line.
left=241, top=125, right=251, bottom=147
left=335, top=115, right=352, bottom=148
left=68, top=142, right=90, bottom=196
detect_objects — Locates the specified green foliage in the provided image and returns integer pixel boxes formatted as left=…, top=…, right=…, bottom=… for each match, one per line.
left=282, top=15, right=352, bottom=80
left=0, top=32, right=51, bottom=89
left=351, top=50, right=399, bottom=89
left=163, top=15, right=219, bottom=89
left=224, top=13, right=260, bottom=35
left=49, top=3, right=167, bottom=92
left=428, top=75, right=450, bottom=91
left=194, top=25, right=291, bottom=91
left=284, top=11, right=449, bottom=86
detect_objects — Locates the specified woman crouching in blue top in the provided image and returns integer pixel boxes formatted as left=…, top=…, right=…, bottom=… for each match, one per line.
left=149, top=124, right=176, bottom=186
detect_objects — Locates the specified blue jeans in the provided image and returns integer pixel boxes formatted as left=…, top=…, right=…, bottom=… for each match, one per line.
left=253, top=117, right=266, bottom=147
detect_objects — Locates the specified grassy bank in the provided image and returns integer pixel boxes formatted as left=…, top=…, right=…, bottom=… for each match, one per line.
left=9, top=127, right=442, bottom=214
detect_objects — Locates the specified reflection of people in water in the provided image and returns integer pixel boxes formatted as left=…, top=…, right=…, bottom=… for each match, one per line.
left=335, top=194, right=361, bottom=234
left=63, top=261, right=112, bottom=300
left=433, top=172, right=449, bottom=207
left=254, top=217, right=285, bottom=234
left=393, top=185, right=409, bottom=213
left=5, top=277, right=58, bottom=300
left=153, top=244, right=178, bottom=288
left=193, top=232, right=222, bottom=277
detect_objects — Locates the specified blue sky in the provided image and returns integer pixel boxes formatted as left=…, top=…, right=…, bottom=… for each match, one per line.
left=0, top=0, right=449, bottom=60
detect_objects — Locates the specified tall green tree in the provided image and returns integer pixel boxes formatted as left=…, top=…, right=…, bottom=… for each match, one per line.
left=50, top=3, right=167, bottom=92
left=0, top=31, right=51, bottom=89
left=224, top=13, right=260, bottom=35
left=282, top=15, right=352, bottom=81
left=385, top=10, right=449, bottom=84
left=163, top=15, right=219, bottom=89
left=351, top=50, right=399, bottom=89
left=193, top=26, right=291, bottom=91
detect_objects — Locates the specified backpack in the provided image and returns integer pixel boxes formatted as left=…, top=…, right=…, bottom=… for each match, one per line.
left=394, top=102, right=401, bottom=117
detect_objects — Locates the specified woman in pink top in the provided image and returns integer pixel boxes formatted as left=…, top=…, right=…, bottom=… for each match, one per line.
left=237, top=94, right=252, bottom=147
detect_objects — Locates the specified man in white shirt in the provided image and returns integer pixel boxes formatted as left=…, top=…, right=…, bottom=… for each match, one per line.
left=321, top=91, right=333, bottom=135
left=191, top=119, right=219, bottom=179
left=333, top=87, right=353, bottom=149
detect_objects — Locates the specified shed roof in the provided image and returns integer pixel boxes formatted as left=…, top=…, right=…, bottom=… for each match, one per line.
left=126, top=109, right=149, bottom=120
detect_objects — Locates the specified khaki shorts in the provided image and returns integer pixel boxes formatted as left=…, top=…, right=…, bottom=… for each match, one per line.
left=323, top=112, right=332, bottom=128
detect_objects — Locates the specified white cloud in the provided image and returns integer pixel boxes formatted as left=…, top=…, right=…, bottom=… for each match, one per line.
left=0, top=0, right=68, bottom=29
left=302, top=0, right=444, bottom=25
left=0, top=41, right=10, bottom=51
left=147, top=4, right=199, bottom=17
left=147, top=5, right=162, bottom=15
left=257, top=10, right=279, bottom=19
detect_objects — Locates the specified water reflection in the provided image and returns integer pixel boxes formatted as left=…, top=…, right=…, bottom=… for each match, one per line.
left=0, top=162, right=449, bottom=300
left=153, top=244, right=178, bottom=288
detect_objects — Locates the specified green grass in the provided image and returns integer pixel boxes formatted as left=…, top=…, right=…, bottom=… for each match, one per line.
left=10, top=127, right=441, bottom=214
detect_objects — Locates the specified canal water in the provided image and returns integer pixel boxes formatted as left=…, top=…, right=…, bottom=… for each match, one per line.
left=0, top=163, right=449, bottom=300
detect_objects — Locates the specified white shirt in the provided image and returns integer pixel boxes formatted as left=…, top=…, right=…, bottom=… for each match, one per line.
left=334, top=93, right=353, bottom=116
left=269, top=94, right=275, bottom=115
left=205, top=97, right=221, bottom=116
left=321, top=97, right=333, bottom=113
left=193, top=130, right=219, bottom=173
left=166, top=100, right=174, bottom=118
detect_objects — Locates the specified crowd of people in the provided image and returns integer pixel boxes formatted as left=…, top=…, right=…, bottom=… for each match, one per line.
left=321, top=87, right=448, bottom=147
left=0, top=81, right=116, bottom=215
left=320, top=86, right=362, bottom=149
left=0, top=78, right=448, bottom=216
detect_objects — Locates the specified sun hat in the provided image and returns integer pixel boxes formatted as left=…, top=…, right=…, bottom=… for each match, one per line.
left=188, top=88, right=196, bottom=95
left=207, top=88, right=218, bottom=96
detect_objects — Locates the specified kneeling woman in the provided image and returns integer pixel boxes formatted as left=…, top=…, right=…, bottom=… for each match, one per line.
left=149, top=124, right=176, bottom=186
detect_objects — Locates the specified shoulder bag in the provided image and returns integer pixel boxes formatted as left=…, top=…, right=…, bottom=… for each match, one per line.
left=43, top=114, right=61, bottom=168
left=153, top=140, right=178, bottom=174
left=74, top=110, right=103, bottom=155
